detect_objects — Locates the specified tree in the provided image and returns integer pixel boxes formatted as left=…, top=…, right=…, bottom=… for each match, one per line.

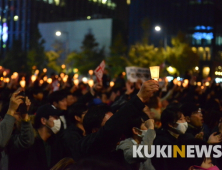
left=107, top=33, right=127, bottom=77
left=1, top=40, right=28, bottom=73
left=27, top=29, right=47, bottom=73
left=165, top=32, right=199, bottom=75
left=66, top=31, right=105, bottom=75
left=45, top=40, right=65, bottom=73
left=126, top=44, right=165, bottom=68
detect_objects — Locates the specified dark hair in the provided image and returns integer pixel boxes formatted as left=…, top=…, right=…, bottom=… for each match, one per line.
left=125, top=117, right=143, bottom=138
left=83, top=104, right=112, bottom=135
left=48, top=90, right=67, bottom=104
left=161, top=108, right=181, bottom=129
left=204, top=110, right=222, bottom=129
left=68, top=103, right=88, bottom=124
left=34, top=114, right=50, bottom=129
left=32, top=88, right=43, bottom=95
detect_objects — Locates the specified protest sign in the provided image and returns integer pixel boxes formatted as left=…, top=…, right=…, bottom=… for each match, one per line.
left=94, top=60, right=105, bottom=82
left=125, top=67, right=151, bottom=82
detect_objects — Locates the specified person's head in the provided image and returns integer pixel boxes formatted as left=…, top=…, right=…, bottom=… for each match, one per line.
left=161, top=107, right=188, bottom=134
left=180, top=103, right=203, bottom=128
left=83, top=105, right=113, bottom=134
left=48, top=90, right=68, bottom=110
left=68, top=103, right=88, bottom=125
left=66, top=92, right=76, bottom=107
left=127, top=117, right=147, bottom=140
left=32, top=88, right=44, bottom=101
left=34, top=104, right=62, bottom=134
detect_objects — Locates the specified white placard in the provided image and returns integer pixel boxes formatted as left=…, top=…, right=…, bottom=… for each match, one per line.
left=125, top=67, right=151, bottom=82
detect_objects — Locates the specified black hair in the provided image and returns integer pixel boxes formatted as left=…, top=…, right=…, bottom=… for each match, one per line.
left=32, top=88, right=43, bottom=95
left=68, top=103, right=88, bottom=124
left=125, top=117, right=144, bottom=138
left=34, top=114, right=50, bottom=129
left=161, top=108, right=181, bottom=129
left=83, top=104, right=112, bottom=135
left=48, top=90, right=67, bottom=104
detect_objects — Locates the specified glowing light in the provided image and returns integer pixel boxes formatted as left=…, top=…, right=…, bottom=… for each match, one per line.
left=2, top=23, right=8, bottom=43
left=13, top=72, right=18, bottom=78
left=166, top=76, right=174, bottom=82
left=122, top=72, right=126, bottom=76
left=203, top=67, right=210, bottom=77
left=177, top=82, right=181, bottom=86
left=195, top=66, right=199, bottom=71
left=43, top=76, right=48, bottom=82
left=73, top=68, right=78, bottom=73
left=197, top=82, right=201, bottom=86
left=47, top=78, right=52, bottom=84
left=88, top=79, right=94, bottom=87
left=43, top=68, right=47, bottom=73
left=193, top=32, right=213, bottom=40
left=88, top=70, right=93, bottom=75
left=3, top=71, right=7, bottom=77
left=149, top=66, right=160, bottom=80
left=110, top=81, right=115, bottom=87
left=201, top=86, right=204, bottom=90
left=14, top=15, right=19, bottom=21
left=155, top=26, right=161, bottom=32
left=61, top=64, right=66, bottom=69
left=20, top=80, right=26, bottom=88
left=74, top=79, right=79, bottom=86
left=73, top=74, right=78, bottom=79
left=173, top=79, right=178, bottom=85
left=31, top=75, right=37, bottom=82
left=87, top=16, right=91, bottom=20
left=55, top=31, right=62, bottom=36
left=35, top=70, right=39, bottom=75
left=205, top=82, right=210, bottom=86
left=39, top=80, right=43, bottom=85
left=82, top=77, right=88, bottom=84
left=60, top=73, right=65, bottom=78
left=127, top=0, right=131, bottom=5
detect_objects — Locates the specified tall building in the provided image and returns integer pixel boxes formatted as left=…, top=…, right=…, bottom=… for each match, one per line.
left=0, top=0, right=128, bottom=57
left=129, top=0, right=222, bottom=77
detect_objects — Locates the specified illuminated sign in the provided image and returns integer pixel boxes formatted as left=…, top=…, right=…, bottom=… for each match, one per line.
left=195, top=26, right=213, bottom=30
left=192, top=32, right=213, bottom=40
left=0, top=23, right=8, bottom=43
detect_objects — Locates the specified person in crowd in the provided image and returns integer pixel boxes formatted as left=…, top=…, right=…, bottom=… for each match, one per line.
left=28, top=88, right=44, bottom=115
left=62, top=103, right=88, bottom=157
left=152, top=105, right=192, bottom=170
left=180, top=103, right=208, bottom=140
left=116, top=118, right=156, bottom=170
left=66, top=92, right=76, bottom=108
left=70, top=80, right=159, bottom=165
left=17, top=104, right=66, bottom=170
left=0, top=89, right=34, bottom=170
left=48, top=90, right=68, bottom=129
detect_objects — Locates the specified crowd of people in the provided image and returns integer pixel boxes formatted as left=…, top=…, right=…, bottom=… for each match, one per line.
left=0, top=70, right=222, bottom=170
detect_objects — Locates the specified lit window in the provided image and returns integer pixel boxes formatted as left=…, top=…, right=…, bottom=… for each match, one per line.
left=14, top=15, right=19, bottom=21
left=192, top=32, right=214, bottom=40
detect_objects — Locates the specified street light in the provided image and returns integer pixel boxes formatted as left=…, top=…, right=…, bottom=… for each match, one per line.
left=55, top=31, right=62, bottom=36
left=155, top=26, right=161, bottom=32
left=154, top=25, right=167, bottom=49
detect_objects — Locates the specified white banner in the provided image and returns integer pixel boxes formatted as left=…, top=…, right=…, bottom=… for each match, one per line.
left=125, top=67, right=151, bottom=82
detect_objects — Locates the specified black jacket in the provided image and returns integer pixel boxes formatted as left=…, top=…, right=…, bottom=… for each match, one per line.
left=71, top=96, right=145, bottom=163
left=16, top=133, right=67, bottom=170
left=152, top=129, right=194, bottom=170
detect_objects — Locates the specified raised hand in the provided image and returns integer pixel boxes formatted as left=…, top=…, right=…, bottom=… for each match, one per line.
left=137, top=80, right=159, bottom=103
left=208, top=132, right=222, bottom=144
left=145, top=119, right=155, bottom=130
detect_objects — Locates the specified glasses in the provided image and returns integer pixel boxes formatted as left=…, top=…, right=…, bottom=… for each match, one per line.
left=192, top=108, right=202, bottom=115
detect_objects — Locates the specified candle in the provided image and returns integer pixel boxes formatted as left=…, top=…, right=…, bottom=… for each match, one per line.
left=149, top=66, right=160, bottom=80
left=88, top=70, right=94, bottom=75
left=74, top=79, right=79, bottom=86
left=110, top=81, right=115, bottom=87
left=20, top=80, right=26, bottom=88
left=88, top=79, right=94, bottom=87
left=47, top=78, right=52, bottom=84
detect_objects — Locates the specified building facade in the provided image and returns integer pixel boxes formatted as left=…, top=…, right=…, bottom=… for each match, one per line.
left=0, top=0, right=127, bottom=57
left=129, top=0, right=222, bottom=78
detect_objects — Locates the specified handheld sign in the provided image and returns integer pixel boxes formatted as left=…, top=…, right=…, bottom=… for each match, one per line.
left=94, top=60, right=105, bottom=83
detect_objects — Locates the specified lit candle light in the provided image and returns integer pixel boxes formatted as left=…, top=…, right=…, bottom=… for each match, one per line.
left=5, top=78, right=10, bottom=83
left=3, top=71, right=7, bottom=77
left=43, top=76, right=47, bottom=82
left=39, top=80, right=43, bottom=85
left=88, top=79, right=94, bottom=87
left=110, top=81, right=115, bottom=87
left=43, top=68, right=47, bottom=73
left=31, top=75, right=36, bottom=82
left=13, top=72, right=18, bottom=78
left=74, top=79, right=79, bottom=86
left=197, top=82, right=201, bottom=86
left=73, top=74, right=78, bottom=79
left=173, top=79, right=178, bottom=85
left=47, top=78, right=52, bottom=84
left=201, top=86, right=204, bottom=90
left=61, top=64, right=66, bottom=69
left=35, top=70, right=39, bottom=75
left=205, top=82, right=210, bottom=86
left=20, top=80, right=26, bottom=88
left=89, top=70, right=94, bottom=75
left=177, top=81, right=181, bottom=86
left=82, top=77, right=88, bottom=84
left=149, top=66, right=160, bottom=81
left=122, top=72, right=126, bottom=76
left=184, top=79, right=189, bottom=84
left=60, top=73, right=65, bottom=79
